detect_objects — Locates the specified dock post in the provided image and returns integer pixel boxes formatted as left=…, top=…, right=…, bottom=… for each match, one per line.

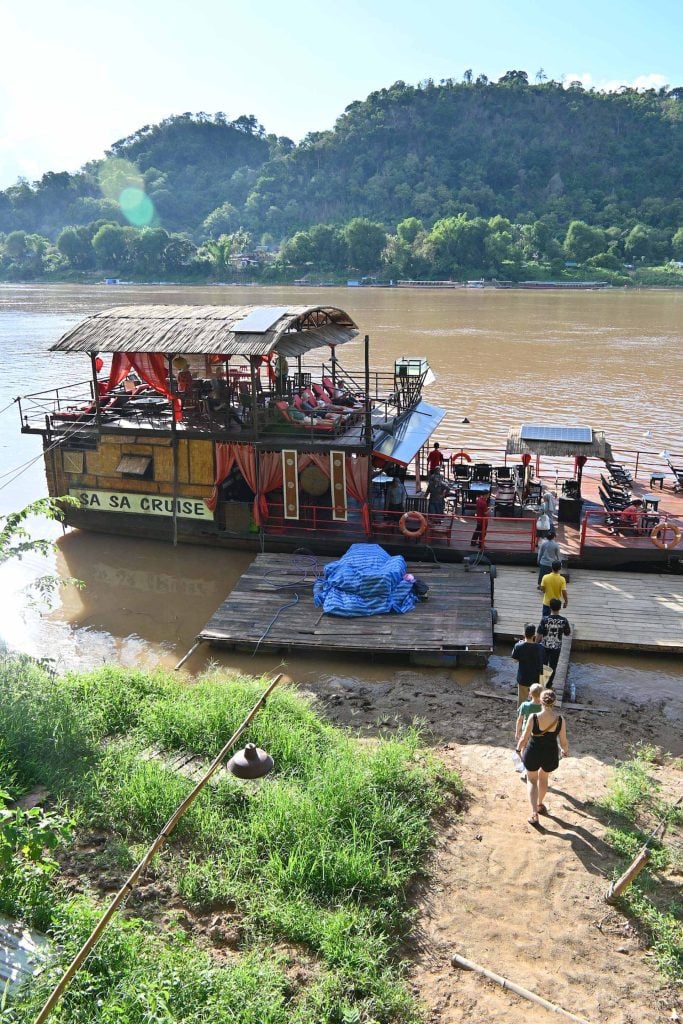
left=169, top=355, right=179, bottom=547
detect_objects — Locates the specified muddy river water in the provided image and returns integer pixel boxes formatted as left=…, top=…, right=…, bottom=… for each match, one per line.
left=0, top=283, right=681, bottom=719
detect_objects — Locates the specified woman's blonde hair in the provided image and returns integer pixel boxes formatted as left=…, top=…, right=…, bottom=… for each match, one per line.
left=540, top=688, right=556, bottom=706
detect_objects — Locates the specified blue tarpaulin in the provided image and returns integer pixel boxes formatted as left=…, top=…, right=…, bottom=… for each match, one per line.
left=313, top=544, right=417, bottom=617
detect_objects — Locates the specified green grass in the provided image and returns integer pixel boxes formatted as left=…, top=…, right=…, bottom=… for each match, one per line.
left=0, top=657, right=461, bottom=1023
left=598, top=745, right=683, bottom=984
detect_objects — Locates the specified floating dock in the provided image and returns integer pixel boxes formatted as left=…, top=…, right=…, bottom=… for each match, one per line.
left=197, top=554, right=494, bottom=665
left=493, top=567, right=683, bottom=654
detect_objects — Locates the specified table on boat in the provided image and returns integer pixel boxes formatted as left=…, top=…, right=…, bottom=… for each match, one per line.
left=126, top=396, right=170, bottom=423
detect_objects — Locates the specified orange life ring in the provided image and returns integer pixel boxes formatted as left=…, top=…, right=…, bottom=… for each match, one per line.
left=451, top=450, right=471, bottom=463
left=650, top=521, right=682, bottom=550
left=399, top=511, right=428, bottom=539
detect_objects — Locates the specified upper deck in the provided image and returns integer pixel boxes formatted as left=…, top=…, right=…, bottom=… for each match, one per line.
left=18, top=303, right=440, bottom=457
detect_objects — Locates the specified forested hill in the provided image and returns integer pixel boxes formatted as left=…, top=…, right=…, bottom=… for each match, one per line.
left=248, top=78, right=683, bottom=237
left=3, top=78, right=683, bottom=242
left=2, top=75, right=683, bottom=284
left=0, top=113, right=278, bottom=239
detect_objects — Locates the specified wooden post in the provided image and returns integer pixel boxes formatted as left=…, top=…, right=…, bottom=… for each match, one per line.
left=363, top=334, right=371, bottom=447
left=32, top=674, right=284, bottom=1024
left=250, top=356, right=260, bottom=438
left=89, top=353, right=102, bottom=427
left=169, top=356, right=179, bottom=547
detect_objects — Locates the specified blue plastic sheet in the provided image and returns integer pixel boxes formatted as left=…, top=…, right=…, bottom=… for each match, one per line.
left=313, top=543, right=417, bottom=617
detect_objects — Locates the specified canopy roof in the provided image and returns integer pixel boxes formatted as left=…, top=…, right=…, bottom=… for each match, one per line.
left=373, top=400, right=446, bottom=467
left=506, top=425, right=613, bottom=461
left=49, top=304, right=359, bottom=358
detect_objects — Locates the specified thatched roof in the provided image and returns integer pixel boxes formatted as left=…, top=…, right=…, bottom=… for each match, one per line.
left=49, top=305, right=359, bottom=358
left=506, top=426, right=613, bottom=461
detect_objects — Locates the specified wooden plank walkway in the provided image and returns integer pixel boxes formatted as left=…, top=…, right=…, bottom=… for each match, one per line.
left=493, top=566, right=683, bottom=653
left=197, top=553, right=493, bottom=664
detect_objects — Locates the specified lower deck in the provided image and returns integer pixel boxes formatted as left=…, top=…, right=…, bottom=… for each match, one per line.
left=195, top=553, right=494, bottom=665
left=493, top=566, right=683, bottom=654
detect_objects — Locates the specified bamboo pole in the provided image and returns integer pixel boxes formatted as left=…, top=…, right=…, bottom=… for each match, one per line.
left=605, top=848, right=651, bottom=904
left=451, top=954, right=593, bottom=1024
left=33, top=672, right=284, bottom=1024
left=605, top=792, right=682, bottom=904
left=173, top=639, right=204, bottom=671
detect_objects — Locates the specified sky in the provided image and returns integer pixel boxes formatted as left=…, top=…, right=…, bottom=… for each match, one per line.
left=1, top=0, right=682, bottom=190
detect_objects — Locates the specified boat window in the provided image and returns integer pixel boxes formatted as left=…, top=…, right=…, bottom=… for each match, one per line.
left=116, top=454, right=153, bottom=479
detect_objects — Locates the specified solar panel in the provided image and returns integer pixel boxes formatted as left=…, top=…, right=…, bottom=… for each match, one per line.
left=520, top=424, right=593, bottom=444
left=232, top=307, right=290, bottom=333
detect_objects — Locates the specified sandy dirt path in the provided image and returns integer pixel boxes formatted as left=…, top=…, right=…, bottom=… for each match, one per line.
left=309, top=670, right=683, bottom=1024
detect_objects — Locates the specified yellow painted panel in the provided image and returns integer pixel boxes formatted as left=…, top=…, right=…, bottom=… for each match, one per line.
left=177, top=482, right=213, bottom=499
left=189, top=439, right=214, bottom=484
left=98, top=476, right=159, bottom=494
left=86, top=443, right=122, bottom=477
left=154, top=446, right=174, bottom=482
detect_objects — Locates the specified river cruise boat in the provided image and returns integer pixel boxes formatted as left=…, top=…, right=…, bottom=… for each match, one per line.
left=17, top=304, right=683, bottom=572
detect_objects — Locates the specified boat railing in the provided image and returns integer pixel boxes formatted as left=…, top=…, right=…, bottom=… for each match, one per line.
left=257, top=501, right=536, bottom=552
left=17, top=380, right=95, bottom=430
left=417, top=442, right=683, bottom=489
left=579, top=508, right=683, bottom=554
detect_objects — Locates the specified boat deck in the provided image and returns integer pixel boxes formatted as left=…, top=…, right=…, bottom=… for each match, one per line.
left=493, top=566, right=683, bottom=654
left=196, top=553, right=494, bottom=665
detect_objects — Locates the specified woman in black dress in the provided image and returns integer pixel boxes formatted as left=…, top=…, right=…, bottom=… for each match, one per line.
left=516, top=688, right=569, bottom=824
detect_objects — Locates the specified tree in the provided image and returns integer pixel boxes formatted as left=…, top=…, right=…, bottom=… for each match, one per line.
left=307, top=224, right=348, bottom=271
left=671, top=226, right=683, bottom=260
left=280, top=230, right=314, bottom=268
left=57, top=226, right=95, bottom=268
left=0, top=498, right=80, bottom=599
left=564, top=220, right=606, bottom=262
left=4, top=230, right=27, bottom=260
left=497, top=70, right=529, bottom=87
left=396, top=217, right=424, bottom=245
left=202, top=202, right=239, bottom=239
left=423, top=215, right=488, bottom=274
left=92, top=224, right=129, bottom=268
left=624, top=223, right=665, bottom=262
left=343, top=218, right=387, bottom=272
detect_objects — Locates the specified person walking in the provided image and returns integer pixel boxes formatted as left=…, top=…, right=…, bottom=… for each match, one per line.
left=536, top=597, right=571, bottom=686
left=516, top=688, right=569, bottom=825
left=538, top=559, right=568, bottom=617
left=385, top=476, right=407, bottom=518
left=425, top=469, right=447, bottom=515
left=536, top=530, right=562, bottom=585
left=511, top=624, right=544, bottom=706
left=427, top=442, right=444, bottom=474
left=470, top=491, right=489, bottom=548
left=515, top=682, right=543, bottom=780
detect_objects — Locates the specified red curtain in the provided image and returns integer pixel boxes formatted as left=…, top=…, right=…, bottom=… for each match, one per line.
left=298, top=453, right=331, bottom=476
left=205, top=442, right=238, bottom=512
left=106, top=352, right=181, bottom=420
left=345, top=455, right=371, bottom=534
left=234, top=446, right=259, bottom=523
left=106, top=352, right=132, bottom=392
left=257, top=451, right=284, bottom=522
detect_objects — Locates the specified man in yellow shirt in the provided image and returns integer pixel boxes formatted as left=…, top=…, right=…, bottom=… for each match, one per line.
left=538, top=559, right=568, bottom=618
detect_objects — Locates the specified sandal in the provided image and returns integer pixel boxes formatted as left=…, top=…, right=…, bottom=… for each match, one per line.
left=538, top=804, right=548, bottom=815
left=528, top=815, right=539, bottom=825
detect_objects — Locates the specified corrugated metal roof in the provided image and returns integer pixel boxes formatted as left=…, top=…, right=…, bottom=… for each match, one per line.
left=49, top=305, right=359, bottom=357
left=0, top=915, right=48, bottom=989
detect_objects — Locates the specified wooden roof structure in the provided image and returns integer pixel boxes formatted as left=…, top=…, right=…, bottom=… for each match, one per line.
left=49, top=305, right=359, bottom=358
left=506, top=426, right=614, bottom=461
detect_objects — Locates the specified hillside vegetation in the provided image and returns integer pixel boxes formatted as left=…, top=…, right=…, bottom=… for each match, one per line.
left=2, top=72, right=683, bottom=283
